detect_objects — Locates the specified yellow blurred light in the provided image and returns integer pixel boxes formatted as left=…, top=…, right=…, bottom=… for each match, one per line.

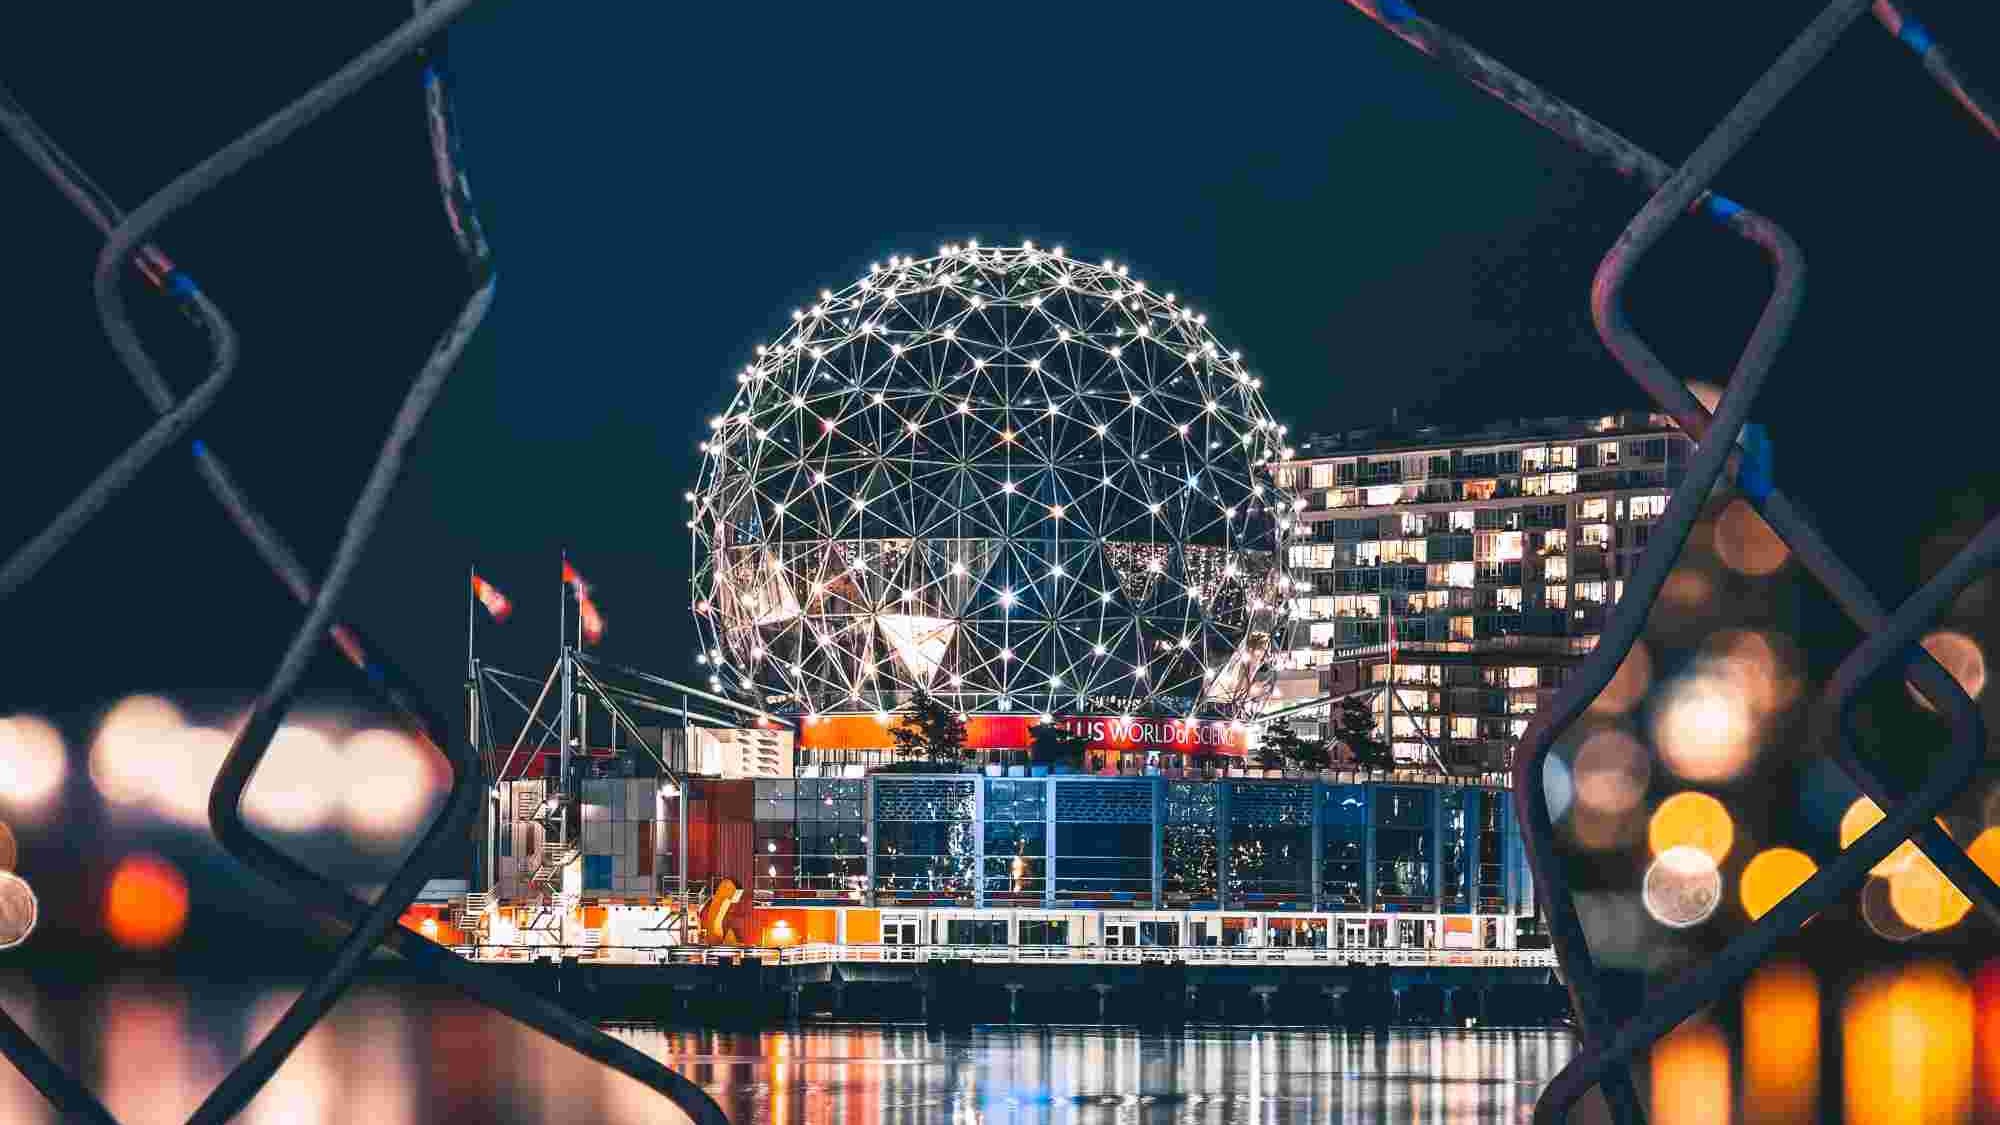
left=1704, top=629, right=1800, bottom=715
left=1649, top=1017, right=1729, bottom=1125
left=1642, top=846, right=1721, bottom=929
left=1740, top=847, right=1817, bottom=921
left=1860, top=875, right=1922, bottom=942
left=1844, top=963, right=1972, bottom=1125
left=1889, top=852, right=1974, bottom=933
left=1714, top=498, right=1789, bottom=576
left=152, top=727, right=230, bottom=830
left=1742, top=957, right=1818, bottom=1125
left=1652, top=676, right=1756, bottom=784
left=1839, top=796, right=1926, bottom=877
left=419, top=917, right=439, bottom=939
left=1573, top=729, right=1651, bottom=817
left=1588, top=641, right=1651, bottom=716
left=1906, top=629, right=1986, bottom=712
left=1649, top=791, right=1735, bottom=863
left=90, top=695, right=185, bottom=806
left=0, top=715, right=67, bottom=817
left=1658, top=568, right=1714, bottom=613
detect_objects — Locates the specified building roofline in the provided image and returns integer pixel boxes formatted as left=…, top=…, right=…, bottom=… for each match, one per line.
left=1286, top=411, right=1683, bottom=461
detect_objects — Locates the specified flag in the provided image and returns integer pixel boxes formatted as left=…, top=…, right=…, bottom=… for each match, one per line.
left=561, top=558, right=588, bottom=596
left=577, top=594, right=605, bottom=646
left=471, top=573, right=512, bottom=622
left=1386, top=597, right=1397, bottom=660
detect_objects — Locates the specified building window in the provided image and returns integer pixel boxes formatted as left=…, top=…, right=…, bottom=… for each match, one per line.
left=1326, top=489, right=1354, bottom=509
left=1336, top=462, right=1356, bottom=485
left=1497, top=587, right=1523, bottom=611
left=1551, top=445, right=1577, bottom=469
left=1521, top=446, right=1549, bottom=472
left=1449, top=510, right=1475, bottom=532
left=1521, top=474, right=1550, bottom=497
left=1548, top=472, right=1578, bottom=495
left=1614, top=579, right=1626, bottom=604
left=1401, top=512, right=1428, bottom=536
left=1366, top=485, right=1402, bottom=506
left=1462, top=479, right=1497, bottom=501
left=1451, top=716, right=1477, bottom=740
left=1579, top=498, right=1609, bottom=521
left=1545, top=585, right=1568, bottom=609
left=1541, top=529, right=1567, bottom=554
left=1599, top=442, right=1620, bottom=466
left=1310, top=463, right=1334, bottom=489
left=1276, top=467, right=1296, bottom=488
left=1543, top=555, right=1569, bottom=582
left=1451, top=615, right=1474, bottom=640
left=1019, top=918, right=1069, bottom=945
left=1629, top=494, right=1667, bottom=520
left=1580, top=523, right=1612, bottom=549
left=1576, top=581, right=1608, bottom=604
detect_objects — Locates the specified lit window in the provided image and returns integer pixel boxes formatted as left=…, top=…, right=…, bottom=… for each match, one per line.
left=1550, top=446, right=1577, bottom=469
left=1506, top=666, right=1538, bottom=688
left=1579, top=498, right=1609, bottom=521
left=1543, top=556, right=1569, bottom=582
left=1451, top=716, right=1478, bottom=740
left=1581, top=524, right=1612, bottom=549
left=1366, top=485, right=1401, bottom=506
left=1447, top=562, right=1476, bottom=589
left=1326, top=489, right=1354, bottom=509
left=1521, top=447, right=1548, bottom=472
left=1629, top=494, right=1667, bottom=519
left=1310, top=463, right=1334, bottom=489
left=1451, top=615, right=1474, bottom=640
left=1449, top=510, right=1475, bottom=532
left=1546, top=585, right=1568, bottom=609
left=1497, top=587, right=1523, bottom=612
left=1548, top=472, right=1578, bottom=495
left=1600, top=442, right=1620, bottom=466
left=1576, top=581, right=1608, bottom=604
left=1462, top=479, right=1497, bottom=501
left=1401, top=512, right=1427, bottom=536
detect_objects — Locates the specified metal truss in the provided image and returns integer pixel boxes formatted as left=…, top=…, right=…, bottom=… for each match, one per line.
left=0, top=2, right=726, bottom=1121
left=1344, top=1, right=1996, bottom=1122
left=690, top=246, right=1297, bottom=723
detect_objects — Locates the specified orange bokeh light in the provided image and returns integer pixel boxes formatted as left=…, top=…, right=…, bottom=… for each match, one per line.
left=1845, top=962, right=1972, bottom=1125
left=1742, top=958, right=1818, bottom=1125
left=1649, top=1017, right=1729, bottom=1125
left=104, top=853, right=190, bottom=952
left=1906, top=629, right=1987, bottom=712
left=1739, top=847, right=1816, bottom=922
left=1840, top=797, right=1926, bottom=877
left=1648, top=791, right=1735, bottom=864
left=1713, top=498, right=1789, bottom=576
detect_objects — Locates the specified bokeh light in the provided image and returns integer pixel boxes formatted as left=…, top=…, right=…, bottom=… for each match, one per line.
left=1888, top=851, right=1973, bottom=933
left=0, top=821, right=14, bottom=871
left=1648, top=791, right=1734, bottom=863
left=90, top=695, right=187, bottom=806
left=1658, top=568, right=1714, bottom=614
left=1648, top=1017, right=1729, bottom=1125
left=0, top=715, right=66, bottom=819
left=1844, top=962, right=1972, bottom=1125
left=1642, top=846, right=1721, bottom=929
left=1976, top=960, right=2000, bottom=1119
left=1702, top=629, right=1800, bottom=715
left=0, top=870, right=38, bottom=950
left=1588, top=641, right=1651, bottom=716
left=1906, top=628, right=1987, bottom=713
left=339, top=730, right=445, bottom=849
left=1652, top=675, right=1757, bottom=784
left=1713, top=498, right=1789, bottom=576
left=1840, top=796, right=1923, bottom=877
left=1543, top=755, right=1574, bottom=822
left=104, top=853, right=190, bottom=952
left=1860, top=875, right=1922, bottom=943
left=1742, top=958, right=1818, bottom=1125
left=242, top=726, right=340, bottom=833
left=1739, top=847, right=1816, bottom=921
left=1572, top=729, right=1650, bottom=817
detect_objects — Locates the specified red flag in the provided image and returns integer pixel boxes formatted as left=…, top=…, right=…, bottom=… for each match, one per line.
left=471, top=573, right=512, bottom=622
left=577, top=594, right=605, bottom=646
left=1386, top=598, right=1397, bottom=661
left=561, top=559, right=588, bottom=596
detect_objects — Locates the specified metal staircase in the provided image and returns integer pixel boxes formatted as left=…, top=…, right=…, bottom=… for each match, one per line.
left=530, top=843, right=579, bottom=895
left=454, top=892, right=491, bottom=931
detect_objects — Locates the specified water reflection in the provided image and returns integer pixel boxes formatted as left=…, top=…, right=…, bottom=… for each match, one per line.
left=609, top=1023, right=1571, bottom=1124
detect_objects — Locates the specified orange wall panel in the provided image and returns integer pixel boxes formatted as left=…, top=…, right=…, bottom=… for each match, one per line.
left=845, top=909, right=881, bottom=944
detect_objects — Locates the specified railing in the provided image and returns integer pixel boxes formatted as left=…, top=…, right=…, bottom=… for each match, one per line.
left=455, top=941, right=1559, bottom=969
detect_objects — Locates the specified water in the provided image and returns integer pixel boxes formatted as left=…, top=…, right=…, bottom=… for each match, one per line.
left=0, top=974, right=1574, bottom=1124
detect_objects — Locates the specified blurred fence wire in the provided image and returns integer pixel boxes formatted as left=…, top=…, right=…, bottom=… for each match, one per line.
left=1344, top=1, right=1996, bottom=1122
left=0, top=2, right=726, bottom=1122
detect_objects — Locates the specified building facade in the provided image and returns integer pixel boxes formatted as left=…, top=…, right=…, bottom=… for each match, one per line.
left=1272, top=413, right=1693, bottom=772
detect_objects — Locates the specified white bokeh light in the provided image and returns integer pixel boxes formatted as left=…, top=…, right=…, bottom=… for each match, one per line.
left=692, top=243, right=1293, bottom=720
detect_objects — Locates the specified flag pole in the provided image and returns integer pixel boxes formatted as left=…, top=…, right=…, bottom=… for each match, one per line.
left=468, top=563, right=483, bottom=892
left=558, top=549, right=572, bottom=852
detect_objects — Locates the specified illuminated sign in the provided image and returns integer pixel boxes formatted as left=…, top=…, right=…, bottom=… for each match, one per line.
left=798, top=713, right=1251, bottom=755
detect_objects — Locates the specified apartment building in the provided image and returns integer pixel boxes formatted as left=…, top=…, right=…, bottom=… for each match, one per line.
left=1271, top=413, right=1693, bottom=772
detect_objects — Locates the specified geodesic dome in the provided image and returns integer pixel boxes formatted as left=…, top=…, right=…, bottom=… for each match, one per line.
left=690, top=242, right=1295, bottom=723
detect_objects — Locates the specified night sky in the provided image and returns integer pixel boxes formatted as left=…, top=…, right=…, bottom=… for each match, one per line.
left=4, top=0, right=1995, bottom=724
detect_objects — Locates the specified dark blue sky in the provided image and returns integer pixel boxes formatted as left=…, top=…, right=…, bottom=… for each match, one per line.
left=3, top=0, right=1995, bottom=721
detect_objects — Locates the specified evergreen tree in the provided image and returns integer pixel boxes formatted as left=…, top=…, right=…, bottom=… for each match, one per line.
left=889, top=687, right=968, bottom=765
left=1257, top=722, right=1302, bottom=769
left=1339, top=694, right=1393, bottom=769
left=1026, top=721, right=1090, bottom=770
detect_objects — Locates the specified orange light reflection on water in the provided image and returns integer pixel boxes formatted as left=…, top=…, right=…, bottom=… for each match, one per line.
left=1844, top=962, right=1972, bottom=1125
left=1742, top=958, right=1818, bottom=1125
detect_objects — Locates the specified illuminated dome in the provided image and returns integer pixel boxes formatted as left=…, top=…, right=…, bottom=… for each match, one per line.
left=690, top=242, right=1295, bottom=723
